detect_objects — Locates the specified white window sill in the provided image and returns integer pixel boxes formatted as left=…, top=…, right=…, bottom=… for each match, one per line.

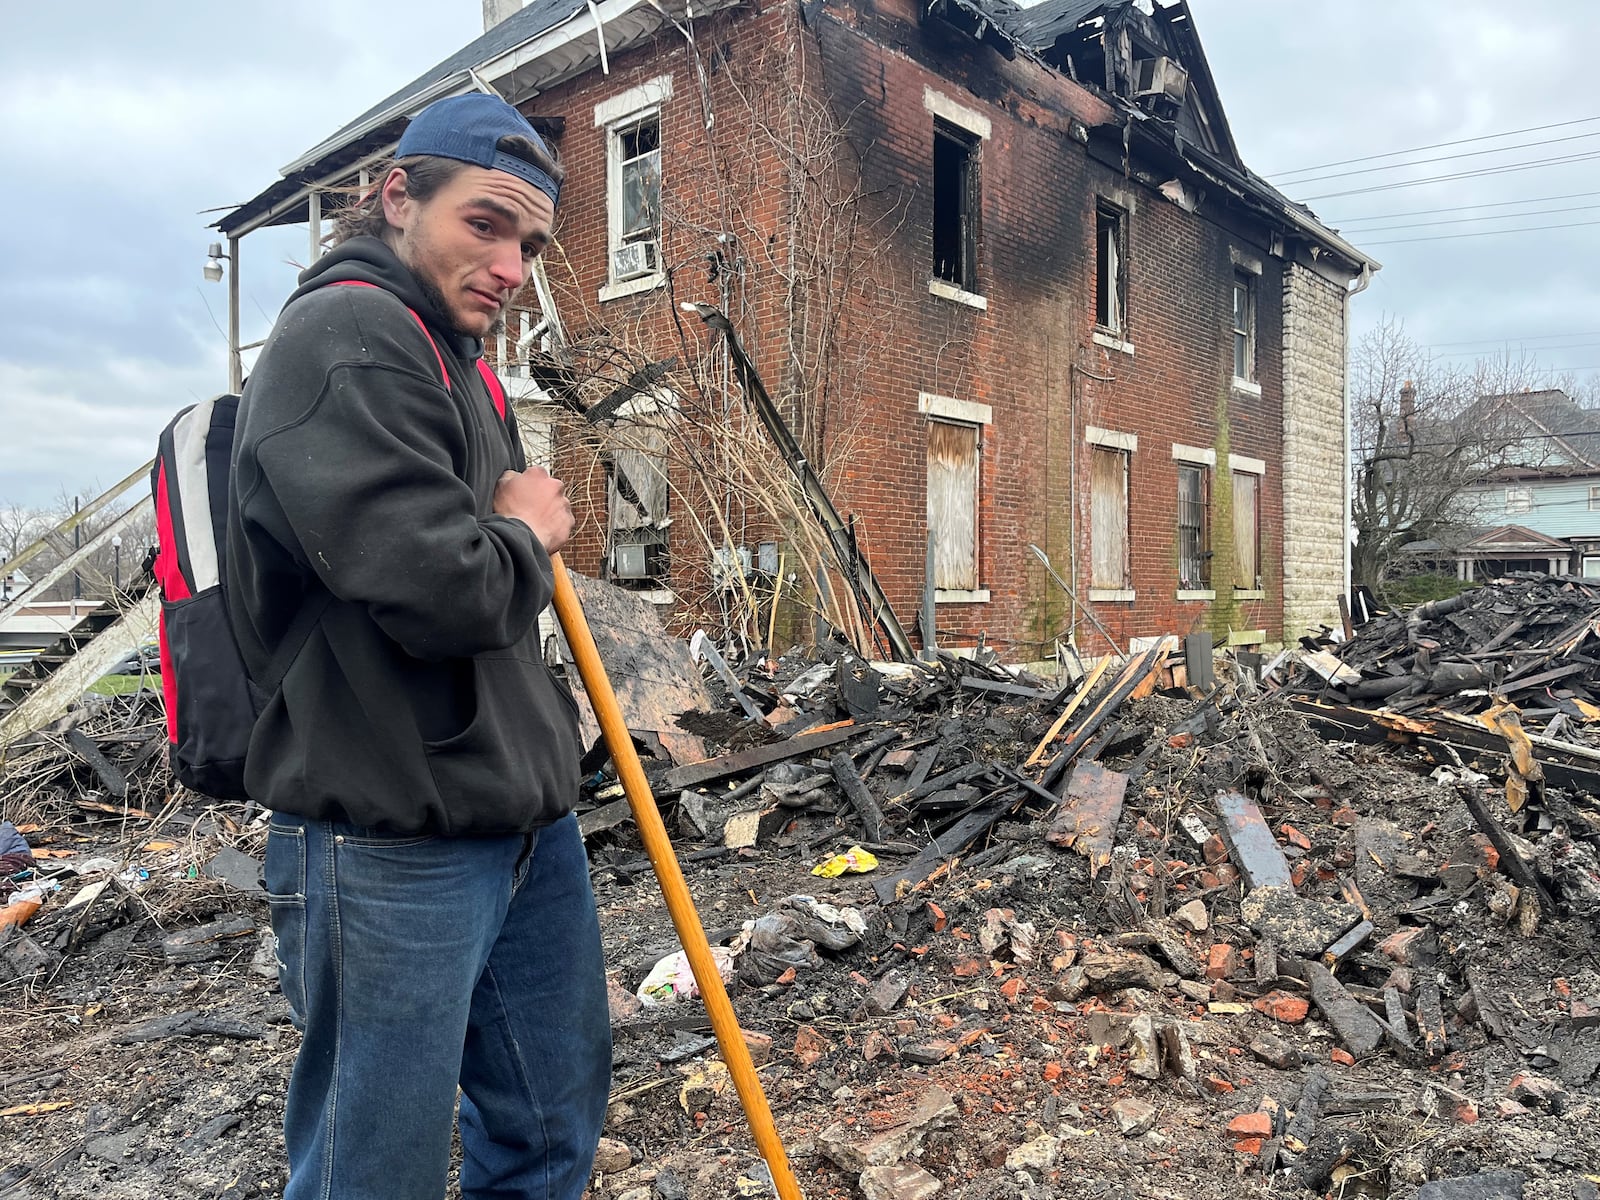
left=599, top=272, right=665, bottom=303
left=935, top=588, right=990, bottom=604
left=1176, top=589, right=1216, bottom=601
left=1234, top=588, right=1266, bottom=600
left=1088, top=588, right=1135, bottom=602
left=1228, top=628, right=1267, bottom=647
left=928, top=279, right=988, bottom=310
left=1092, top=330, right=1134, bottom=355
left=1231, top=378, right=1262, bottom=397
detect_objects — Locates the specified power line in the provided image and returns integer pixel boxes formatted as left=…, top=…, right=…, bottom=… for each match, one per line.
left=1348, top=202, right=1600, bottom=235
left=1437, top=342, right=1600, bottom=358
left=1283, top=130, right=1600, bottom=186
left=1362, top=217, right=1600, bottom=246
left=1330, top=191, right=1600, bottom=226
left=1428, top=329, right=1600, bottom=348
left=1268, top=115, right=1600, bottom=177
left=1299, top=150, right=1600, bottom=202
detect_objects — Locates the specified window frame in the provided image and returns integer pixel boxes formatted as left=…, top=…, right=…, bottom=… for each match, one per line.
left=1232, top=270, right=1256, bottom=384
left=1505, top=486, right=1533, bottom=515
left=931, top=120, right=981, bottom=296
left=1231, top=468, right=1262, bottom=593
left=1095, top=202, right=1127, bottom=336
left=920, top=392, right=992, bottom=602
left=1176, top=461, right=1212, bottom=593
left=1088, top=426, right=1137, bottom=600
left=594, top=76, right=673, bottom=301
left=1588, top=485, right=1600, bottom=512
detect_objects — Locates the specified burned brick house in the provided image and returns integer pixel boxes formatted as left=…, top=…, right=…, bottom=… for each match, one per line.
left=214, top=0, right=1376, bottom=661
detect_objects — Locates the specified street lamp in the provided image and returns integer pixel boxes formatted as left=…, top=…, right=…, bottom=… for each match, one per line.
left=111, top=535, right=122, bottom=592
left=203, top=242, right=227, bottom=283
left=202, top=238, right=243, bottom=392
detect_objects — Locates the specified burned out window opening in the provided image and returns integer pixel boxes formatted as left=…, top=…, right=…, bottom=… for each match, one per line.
left=606, top=391, right=677, bottom=587
left=927, top=418, right=980, bottom=592
left=1232, top=469, right=1261, bottom=591
left=932, top=120, right=980, bottom=294
left=1095, top=203, right=1125, bottom=335
left=1177, top=462, right=1210, bottom=590
left=1090, top=445, right=1131, bottom=591
left=1505, top=486, right=1533, bottom=515
left=1232, top=271, right=1255, bottom=383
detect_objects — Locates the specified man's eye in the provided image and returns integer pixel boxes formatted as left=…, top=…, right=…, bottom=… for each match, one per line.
left=470, top=219, right=493, bottom=234
left=522, top=244, right=538, bottom=260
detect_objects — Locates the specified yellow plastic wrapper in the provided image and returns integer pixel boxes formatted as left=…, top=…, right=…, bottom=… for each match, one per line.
left=811, top=846, right=879, bottom=877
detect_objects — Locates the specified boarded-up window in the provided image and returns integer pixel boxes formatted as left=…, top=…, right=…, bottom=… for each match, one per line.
left=927, top=419, right=979, bottom=590
left=1177, top=464, right=1210, bottom=589
left=1091, top=446, right=1130, bottom=589
left=1233, top=470, right=1260, bottom=589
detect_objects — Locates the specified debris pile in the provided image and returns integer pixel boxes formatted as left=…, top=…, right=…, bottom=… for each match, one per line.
left=4, top=595, right=1600, bottom=1200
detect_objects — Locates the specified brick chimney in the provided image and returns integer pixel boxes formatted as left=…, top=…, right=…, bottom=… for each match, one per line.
left=484, top=0, right=524, bottom=31
left=1399, top=380, right=1416, bottom=431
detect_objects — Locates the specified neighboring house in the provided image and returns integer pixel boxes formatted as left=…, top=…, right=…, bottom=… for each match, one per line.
left=1448, top=390, right=1600, bottom=579
left=214, top=0, right=1377, bottom=659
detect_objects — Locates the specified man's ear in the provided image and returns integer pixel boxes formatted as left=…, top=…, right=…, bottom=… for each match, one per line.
left=380, top=168, right=412, bottom=232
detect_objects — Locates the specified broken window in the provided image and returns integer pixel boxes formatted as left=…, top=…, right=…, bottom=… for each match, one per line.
left=1232, top=271, right=1255, bottom=383
left=607, top=394, right=675, bottom=585
left=1505, top=486, right=1532, bottom=515
left=1095, top=203, right=1125, bottom=334
left=927, top=419, right=980, bottom=590
left=932, top=121, right=979, bottom=293
left=1232, top=470, right=1260, bottom=590
left=1091, top=446, right=1130, bottom=590
left=1177, top=463, right=1211, bottom=590
left=607, top=113, right=662, bottom=282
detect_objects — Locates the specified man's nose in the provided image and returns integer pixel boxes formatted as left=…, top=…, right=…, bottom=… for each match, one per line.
left=488, top=242, right=524, bottom=292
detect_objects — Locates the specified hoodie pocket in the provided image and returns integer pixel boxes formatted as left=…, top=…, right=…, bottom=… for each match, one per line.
left=420, top=652, right=581, bottom=833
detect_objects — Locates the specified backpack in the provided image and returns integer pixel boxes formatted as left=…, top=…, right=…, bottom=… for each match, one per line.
left=150, top=284, right=511, bottom=800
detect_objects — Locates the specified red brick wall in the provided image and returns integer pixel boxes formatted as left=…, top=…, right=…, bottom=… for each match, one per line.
left=516, top=0, right=1292, bottom=656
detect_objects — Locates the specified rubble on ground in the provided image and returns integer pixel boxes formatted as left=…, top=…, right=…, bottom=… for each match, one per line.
left=3, top=598, right=1599, bottom=1200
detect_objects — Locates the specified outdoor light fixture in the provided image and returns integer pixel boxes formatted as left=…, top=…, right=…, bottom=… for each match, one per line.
left=203, top=242, right=227, bottom=283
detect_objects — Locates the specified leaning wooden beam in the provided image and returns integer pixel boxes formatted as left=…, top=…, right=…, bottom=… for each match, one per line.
left=0, top=593, right=160, bottom=752
left=830, top=752, right=886, bottom=843
left=1025, top=655, right=1113, bottom=767
left=660, top=723, right=857, bottom=791
left=0, top=460, right=151, bottom=584
left=1040, top=645, right=1166, bottom=790
left=0, top=496, right=153, bottom=628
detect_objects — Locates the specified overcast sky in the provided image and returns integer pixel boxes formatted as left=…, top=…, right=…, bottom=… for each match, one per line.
left=2, top=0, right=1598, bottom=509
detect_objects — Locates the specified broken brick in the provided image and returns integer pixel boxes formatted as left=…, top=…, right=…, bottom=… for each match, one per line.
left=1202, top=834, right=1229, bottom=866
left=1329, top=1048, right=1355, bottom=1067
left=1247, top=1033, right=1301, bottom=1069
left=1379, top=926, right=1439, bottom=968
left=793, top=1026, right=831, bottom=1066
left=1206, top=944, right=1238, bottom=980
left=1252, top=992, right=1310, bottom=1024
left=1279, top=823, right=1312, bottom=851
left=1227, top=1112, right=1273, bottom=1138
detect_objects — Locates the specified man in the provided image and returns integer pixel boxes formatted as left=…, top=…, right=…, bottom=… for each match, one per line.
left=227, top=93, right=610, bottom=1200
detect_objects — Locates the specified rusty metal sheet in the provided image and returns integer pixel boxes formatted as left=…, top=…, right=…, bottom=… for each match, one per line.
left=1046, top=762, right=1127, bottom=875
left=1215, top=791, right=1293, bottom=890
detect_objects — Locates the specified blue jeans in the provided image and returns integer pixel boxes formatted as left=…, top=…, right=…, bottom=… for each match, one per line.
left=264, top=812, right=611, bottom=1200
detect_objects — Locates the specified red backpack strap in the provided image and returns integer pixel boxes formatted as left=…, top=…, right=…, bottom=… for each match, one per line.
left=327, top=280, right=449, bottom=385
left=477, top=360, right=507, bottom=421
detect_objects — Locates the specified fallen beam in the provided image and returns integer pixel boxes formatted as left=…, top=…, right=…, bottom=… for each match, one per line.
left=661, top=724, right=857, bottom=791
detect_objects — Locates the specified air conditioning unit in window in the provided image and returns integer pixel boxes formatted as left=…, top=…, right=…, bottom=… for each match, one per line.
left=611, top=240, right=658, bottom=282
left=1134, top=56, right=1189, bottom=103
left=613, top=542, right=648, bottom=579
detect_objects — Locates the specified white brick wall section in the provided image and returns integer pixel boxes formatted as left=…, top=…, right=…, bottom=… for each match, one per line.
left=1280, top=263, right=1348, bottom=638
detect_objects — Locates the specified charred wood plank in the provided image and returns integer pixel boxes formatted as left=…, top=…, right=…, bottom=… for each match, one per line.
left=661, top=725, right=857, bottom=791
left=1045, top=762, right=1127, bottom=874
left=64, top=728, right=127, bottom=799
left=1040, top=646, right=1164, bottom=790
left=1457, top=785, right=1560, bottom=915
left=831, top=752, right=886, bottom=843
left=872, top=790, right=1022, bottom=904
left=1216, top=792, right=1293, bottom=890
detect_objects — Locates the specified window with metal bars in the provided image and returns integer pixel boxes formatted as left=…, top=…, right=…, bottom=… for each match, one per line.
left=1177, top=463, right=1210, bottom=589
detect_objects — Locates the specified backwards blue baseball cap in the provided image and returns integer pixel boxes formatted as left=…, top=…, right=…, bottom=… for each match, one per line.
left=397, top=93, right=561, bottom=207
